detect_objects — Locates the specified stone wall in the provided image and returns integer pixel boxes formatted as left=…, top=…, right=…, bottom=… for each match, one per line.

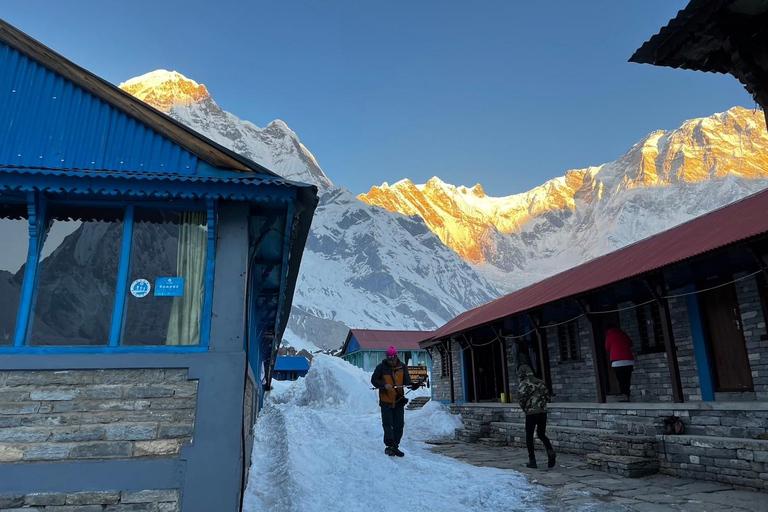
left=547, top=318, right=597, bottom=402
left=0, top=369, right=196, bottom=463
left=658, top=435, right=768, bottom=490
left=735, top=274, right=768, bottom=401
left=430, top=341, right=465, bottom=402
left=450, top=402, right=768, bottom=491
left=670, top=294, right=704, bottom=402
left=0, top=489, right=180, bottom=511
left=505, top=338, right=518, bottom=401
left=617, top=301, right=672, bottom=402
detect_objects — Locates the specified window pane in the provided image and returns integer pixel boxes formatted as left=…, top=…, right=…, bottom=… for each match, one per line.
left=0, top=203, right=29, bottom=345
left=123, top=210, right=207, bottom=346
left=30, top=207, right=123, bottom=346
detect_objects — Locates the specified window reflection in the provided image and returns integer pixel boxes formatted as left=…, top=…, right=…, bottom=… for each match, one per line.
left=123, top=210, right=207, bottom=346
left=0, top=203, right=29, bottom=345
left=29, top=206, right=123, bottom=346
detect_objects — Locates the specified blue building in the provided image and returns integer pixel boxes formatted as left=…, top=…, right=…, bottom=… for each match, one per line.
left=340, top=329, right=432, bottom=372
left=273, top=356, right=310, bottom=381
left=0, top=20, right=317, bottom=511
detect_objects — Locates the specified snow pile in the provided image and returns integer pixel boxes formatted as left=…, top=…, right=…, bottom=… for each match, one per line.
left=244, top=355, right=545, bottom=512
left=406, top=399, right=464, bottom=442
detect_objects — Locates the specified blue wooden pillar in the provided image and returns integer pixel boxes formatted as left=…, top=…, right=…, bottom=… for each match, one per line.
left=684, top=284, right=715, bottom=401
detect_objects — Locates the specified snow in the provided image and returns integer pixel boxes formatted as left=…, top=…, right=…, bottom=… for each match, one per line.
left=119, top=69, right=196, bottom=89
left=244, top=355, right=546, bottom=512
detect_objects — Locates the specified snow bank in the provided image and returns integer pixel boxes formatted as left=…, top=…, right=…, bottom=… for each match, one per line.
left=244, top=355, right=545, bottom=512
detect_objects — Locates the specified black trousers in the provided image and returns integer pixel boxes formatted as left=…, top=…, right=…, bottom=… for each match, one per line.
left=615, top=366, right=633, bottom=396
left=525, top=413, right=553, bottom=461
left=380, top=402, right=405, bottom=447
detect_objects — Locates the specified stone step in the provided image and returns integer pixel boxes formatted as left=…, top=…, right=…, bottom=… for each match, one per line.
left=455, top=429, right=481, bottom=443
left=406, top=397, right=430, bottom=410
left=477, top=437, right=507, bottom=447
left=587, top=453, right=659, bottom=478
left=600, top=434, right=658, bottom=457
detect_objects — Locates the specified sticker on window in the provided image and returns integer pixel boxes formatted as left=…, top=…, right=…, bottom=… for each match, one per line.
left=130, top=279, right=151, bottom=298
left=154, top=277, right=185, bottom=297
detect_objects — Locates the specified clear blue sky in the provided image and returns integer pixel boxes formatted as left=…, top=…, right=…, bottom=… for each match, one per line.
left=3, top=1, right=754, bottom=195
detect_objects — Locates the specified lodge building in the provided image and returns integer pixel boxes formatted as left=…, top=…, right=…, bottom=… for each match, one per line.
left=419, top=0, right=768, bottom=491
left=0, top=20, right=316, bottom=511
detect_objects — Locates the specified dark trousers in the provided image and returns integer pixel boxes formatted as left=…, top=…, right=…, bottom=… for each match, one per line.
left=525, top=412, right=553, bottom=461
left=615, top=366, right=633, bottom=396
left=380, top=402, right=405, bottom=447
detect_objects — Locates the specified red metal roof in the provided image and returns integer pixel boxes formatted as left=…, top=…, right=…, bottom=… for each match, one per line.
left=349, top=329, right=433, bottom=351
left=426, top=188, right=768, bottom=344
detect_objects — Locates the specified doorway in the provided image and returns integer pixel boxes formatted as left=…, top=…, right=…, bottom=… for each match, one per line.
left=464, top=340, right=505, bottom=402
left=592, top=311, right=622, bottom=396
left=699, top=283, right=754, bottom=392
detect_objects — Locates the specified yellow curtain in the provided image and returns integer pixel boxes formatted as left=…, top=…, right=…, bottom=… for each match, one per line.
left=167, top=212, right=207, bottom=345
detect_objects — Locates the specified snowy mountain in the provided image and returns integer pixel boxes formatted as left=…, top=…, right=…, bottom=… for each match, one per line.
left=359, top=107, right=768, bottom=292
left=121, top=71, right=332, bottom=189
left=120, top=71, right=499, bottom=350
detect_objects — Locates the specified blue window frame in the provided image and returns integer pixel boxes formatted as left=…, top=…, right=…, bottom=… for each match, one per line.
left=0, top=193, right=216, bottom=353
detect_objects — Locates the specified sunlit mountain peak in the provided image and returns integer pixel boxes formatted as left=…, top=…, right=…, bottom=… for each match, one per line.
left=119, top=70, right=211, bottom=112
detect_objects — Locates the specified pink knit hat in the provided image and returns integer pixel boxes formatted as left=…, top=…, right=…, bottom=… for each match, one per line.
left=386, top=346, right=398, bottom=357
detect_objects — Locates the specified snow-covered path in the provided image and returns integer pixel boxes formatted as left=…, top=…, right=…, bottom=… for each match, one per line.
left=244, top=355, right=547, bottom=512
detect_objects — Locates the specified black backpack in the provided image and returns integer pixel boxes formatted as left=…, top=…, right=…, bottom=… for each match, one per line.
left=663, top=415, right=685, bottom=435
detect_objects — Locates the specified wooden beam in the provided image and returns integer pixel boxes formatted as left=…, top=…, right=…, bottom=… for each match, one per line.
left=447, top=341, right=455, bottom=404
left=576, top=300, right=607, bottom=403
left=468, top=336, right=479, bottom=403
left=526, top=313, right=552, bottom=395
left=495, top=326, right=511, bottom=404
left=644, top=277, right=685, bottom=403
left=747, top=245, right=768, bottom=282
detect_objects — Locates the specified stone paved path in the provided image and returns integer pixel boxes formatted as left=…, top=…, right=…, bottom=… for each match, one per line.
left=428, top=440, right=768, bottom=511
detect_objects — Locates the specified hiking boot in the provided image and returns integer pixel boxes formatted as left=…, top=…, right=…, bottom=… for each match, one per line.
left=525, top=459, right=537, bottom=469
left=392, top=446, right=405, bottom=457
left=384, top=446, right=396, bottom=456
left=547, top=448, right=556, bottom=468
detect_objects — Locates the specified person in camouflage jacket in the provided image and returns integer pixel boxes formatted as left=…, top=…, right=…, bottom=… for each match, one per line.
left=517, top=365, right=556, bottom=468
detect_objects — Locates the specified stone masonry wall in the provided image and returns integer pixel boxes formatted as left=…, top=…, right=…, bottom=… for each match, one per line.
left=735, top=274, right=768, bottom=401
left=451, top=403, right=768, bottom=491
left=669, top=294, right=702, bottom=402
left=0, top=369, right=197, bottom=463
left=430, top=341, right=465, bottom=402
left=547, top=317, right=597, bottom=402
left=618, top=301, right=671, bottom=402
left=505, top=338, right=519, bottom=401
left=0, top=489, right=180, bottom=511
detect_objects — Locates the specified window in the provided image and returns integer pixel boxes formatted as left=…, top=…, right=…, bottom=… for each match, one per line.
left=557, top=320, right=579, bottom=362
left=123, top=210, right=207, bottom=346
left=636, top=302, right=665, bottom=352
left=30, top=207, right=123, bottom=346
left=0, top=203, right=29, bottom=345
left=1, top=198, right=213, bottom=350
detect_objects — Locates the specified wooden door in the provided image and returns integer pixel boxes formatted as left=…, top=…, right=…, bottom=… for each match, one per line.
left=699, top=283, right=754, bottom=392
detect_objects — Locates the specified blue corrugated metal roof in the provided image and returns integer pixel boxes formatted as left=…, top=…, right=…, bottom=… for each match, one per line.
left=0, top=166, right=303, bottom=201
left=274, top=356, right=310, bottom=371
left=0, top=42, right=198, bottom=175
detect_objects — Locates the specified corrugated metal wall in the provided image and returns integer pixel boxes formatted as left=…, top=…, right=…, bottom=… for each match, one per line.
left=0, top=42, right=198, bottom=174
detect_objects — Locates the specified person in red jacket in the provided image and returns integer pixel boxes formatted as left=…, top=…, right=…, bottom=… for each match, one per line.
left=605, top=325, right=635, bottom=402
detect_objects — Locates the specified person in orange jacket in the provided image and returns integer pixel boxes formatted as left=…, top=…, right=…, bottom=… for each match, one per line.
left=605, top=325, right=635, bottom=401
left=371, top=346, right=420, bottom=456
